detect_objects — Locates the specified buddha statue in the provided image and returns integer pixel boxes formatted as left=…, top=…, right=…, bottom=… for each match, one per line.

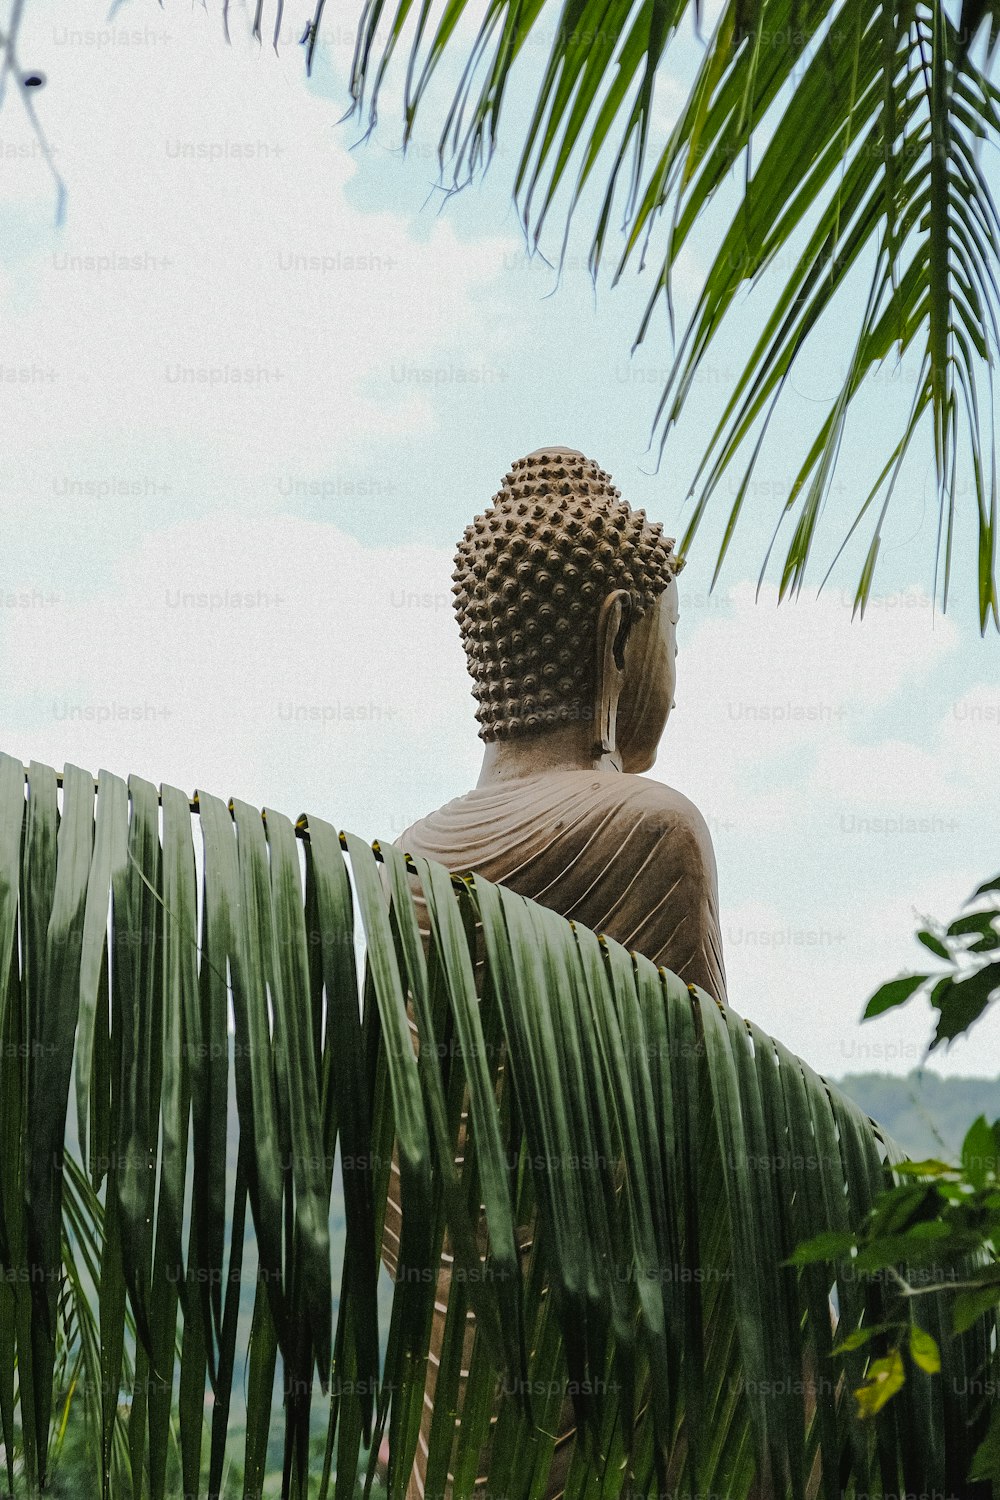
left=399, top=445, right=725, bottom=999
left=381, top=446, right=728, bottom=1497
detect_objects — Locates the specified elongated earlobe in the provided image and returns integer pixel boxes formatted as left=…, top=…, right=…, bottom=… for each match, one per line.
left=594, top=591, right=633, bottom=759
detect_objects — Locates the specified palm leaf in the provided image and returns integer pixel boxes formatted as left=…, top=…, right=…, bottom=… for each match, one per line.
left=0, top=748, right=995, bottom=1498
left=283, top=0, right=1000, bottom=616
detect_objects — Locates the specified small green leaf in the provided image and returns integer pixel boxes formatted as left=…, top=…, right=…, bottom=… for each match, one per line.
left=863, top=974, right=928, bottom=1019
left=854, top=1224, right=951, bottom=1274
left=908, top=1218, right=953, bottom=1238
left=947, top=911, right=999, bottom=945
left=854, top=1348, right=906, bottom=1416
left=916, top=928, right=949, bottom=960
left=835, top=1324, right=888, bottom=1353
left=970, top=1404, right=1000, bottom=1484
left=931, top=962, right=1000, bottom=1047
left=893, top=1158, right=956, bottom=1177
left=961, top=1114, right=999, bottom=1190
left=908, top=1325, right=940, bottom=1374
left=786, top=1230, right=856, bottom=1266
left=954, top=1283, right=1000, bottom=1335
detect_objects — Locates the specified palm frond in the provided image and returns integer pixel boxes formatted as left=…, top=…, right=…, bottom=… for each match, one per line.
left=296, top=0, right=1000, bottom=618
left=0, top=750, right=995, bottom=1498
left=652, top=0, right=1000, bottom=624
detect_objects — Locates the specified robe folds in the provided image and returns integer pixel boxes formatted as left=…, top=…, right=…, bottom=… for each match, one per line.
left=380, top=769, right=728, bottom=1499
left=397, top=770, right=727, bottom=1007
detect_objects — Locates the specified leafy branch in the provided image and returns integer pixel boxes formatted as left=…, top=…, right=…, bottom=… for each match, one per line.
left=865, top=870, right=1000, bottom=1048
left=793, top=872, right=1000, bottom=1487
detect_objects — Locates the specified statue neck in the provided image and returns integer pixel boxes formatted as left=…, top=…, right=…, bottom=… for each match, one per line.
left=476, top=726, right=623, bottom=786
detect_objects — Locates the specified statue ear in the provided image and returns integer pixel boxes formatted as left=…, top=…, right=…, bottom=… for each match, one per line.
left=594, top=590, right=633, bottom=758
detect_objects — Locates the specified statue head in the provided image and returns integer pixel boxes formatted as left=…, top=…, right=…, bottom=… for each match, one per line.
left=452, top=447, right=684, bottom=774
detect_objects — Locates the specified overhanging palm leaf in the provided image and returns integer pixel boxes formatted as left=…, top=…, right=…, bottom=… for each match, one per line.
left=319, top=0, right=1000, bottom=620
left=0, top=750, right=995, bottom=1498
left=650, top=0, right=1000, bottom=628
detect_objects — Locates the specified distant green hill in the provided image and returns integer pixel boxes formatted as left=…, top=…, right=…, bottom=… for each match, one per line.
left=832, top=1071, right=1000, bottom=1160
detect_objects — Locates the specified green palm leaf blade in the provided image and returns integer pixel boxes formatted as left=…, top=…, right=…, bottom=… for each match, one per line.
left=259, top=822, right=321, bottom=1477
left=21, top=760, right=60, bottom=1488
left=417, top=856, right=529, bottom=1391
left=100, top=767, right=134, bottom=1500
left=726, top=1014, right=806, bottom=1496
left=244, top=1270, right=280, bottom=1500
left=596, top=938, right=676, bottom=1457
left=378, top=844, right=512, bottom=1378
left=492, top=889, right=590, bottom=1362
left=228, top=797, right=288, bottom=1356
left=262, top=809, right=334, bottom=1395
left=114, top=774, right=161, bottom=1379
left=658, top=968, right=708, bottom=1491
left=121, top=774, right=166, bottom=1495
left=310, top=816, right=380, bottom=1500
left=27, top=763, right=95, bottom=1485
left=831, top=1094, right=928, bottom=1495
left=526, top=901, right=620, bottom=1438
left=302, top=815, right=379, bottom=1448
left=472, top=875, right=590, bottom=1477
left=76, top=769, right=129, bottom=1185
left=0, top=1125, right=15, bottom=1495
left=0, top=754, right=25, bottom=1494
left=696, top=990, right=777, bottom=1488
left=0, top=754, right=26, bottom=1067
left=572, top=936, right=649, bottom=1449
left=764, top=1040, right=840, bottom=1500
left=145, top=783, right=198, bottom=1500
left=178, top=1253, right=207, bottom=1500
left=364, top=838, right=518, bottom=1498
left=423, top=879, right=543, bottom=1499
left=196, top=791, right=240, bottom=1377
left=420, top=1256, right=472, bottom=1500
left=210, top=1148, right=248, bottom=1500
left=448, top=1314, right=500, bottom=1500
left=62, top=1153, right=134, bottom=1490
left=341, top=831, right=436, bottom=1499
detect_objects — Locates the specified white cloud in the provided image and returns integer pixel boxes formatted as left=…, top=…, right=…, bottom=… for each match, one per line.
left=810, top=738, right=965, bottom=811
left=655, top=580, right=960, bottom=830
left=940, top=681, right=1000, bottom=784
left=3, top=0, right=518, bottom=494
left=1, top=511, right=474, bottom=836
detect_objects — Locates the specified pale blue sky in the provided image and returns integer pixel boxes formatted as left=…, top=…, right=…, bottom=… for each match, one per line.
left=1, top=0, right=999, bottom=1081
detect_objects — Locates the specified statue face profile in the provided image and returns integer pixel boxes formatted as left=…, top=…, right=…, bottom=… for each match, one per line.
left=616, top=575, right=679, bottom=773
left=452, top=447, right=683, bottom=774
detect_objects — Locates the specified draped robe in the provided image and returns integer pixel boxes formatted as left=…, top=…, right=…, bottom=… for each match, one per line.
left=379, top=769, right=727, bottom=1498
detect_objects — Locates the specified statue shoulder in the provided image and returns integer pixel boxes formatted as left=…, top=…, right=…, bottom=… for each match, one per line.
left=621, top=773, right=713, bottom=831
left=618, top=774, right=719, bottom=868
left=395, top=771, right=719, bottom=883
